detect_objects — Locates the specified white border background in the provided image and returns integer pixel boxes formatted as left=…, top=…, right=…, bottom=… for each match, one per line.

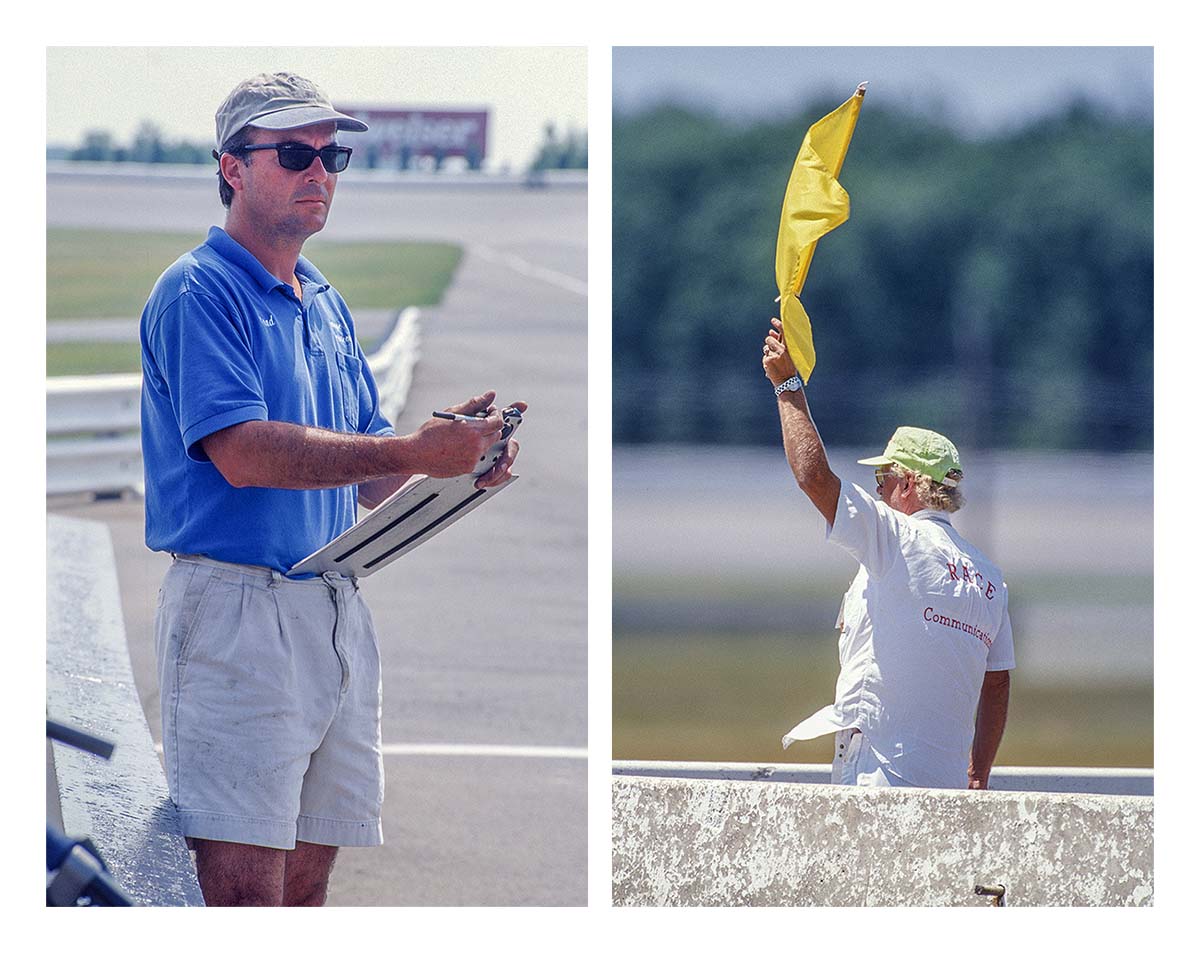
left=11, top=0, right=1192, bottom=941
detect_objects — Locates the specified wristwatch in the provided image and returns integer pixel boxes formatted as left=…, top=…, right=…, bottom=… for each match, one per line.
left=774, top=374, right=804, bottom=396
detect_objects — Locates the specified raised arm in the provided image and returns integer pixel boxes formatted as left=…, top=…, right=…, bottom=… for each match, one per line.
left=762, top=317, right=840, bottom=526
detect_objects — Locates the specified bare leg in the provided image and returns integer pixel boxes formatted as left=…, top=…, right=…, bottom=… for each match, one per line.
left=192, top=840, right=286, bottom=906
left=282, top=841, right=339, bottom=906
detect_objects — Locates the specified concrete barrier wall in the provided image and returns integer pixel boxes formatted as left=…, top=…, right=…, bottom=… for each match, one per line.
left=613, top=760, right=1154, bottom=796
left=47, top=514, right=203, bottom=905
left=612, top=776, right=1152, bottom=907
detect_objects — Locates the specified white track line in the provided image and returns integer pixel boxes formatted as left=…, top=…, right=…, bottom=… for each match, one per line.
left=469, top=244, right=587, bottom=296
left=381, top=743, right=586, bottom=760
left=154, top=742, right=586, bottom=760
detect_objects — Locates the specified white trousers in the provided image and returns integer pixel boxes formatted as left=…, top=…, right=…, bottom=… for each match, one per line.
left=831, top=729, right=917, bottom=787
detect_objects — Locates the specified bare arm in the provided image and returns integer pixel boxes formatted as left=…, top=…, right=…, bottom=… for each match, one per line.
left=762, top=317, right=840, bottom=526
left=201, top=393, right=505, bottom=491
left=968, top=669, right=1011, bottom=790
left=357, top=473, right=415, bottom=510
left=203, top=421, right=414, bottom=490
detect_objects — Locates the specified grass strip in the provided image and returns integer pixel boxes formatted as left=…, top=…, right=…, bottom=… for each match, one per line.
left=613, top=630, right=1151, bottom=768
left=48, top=228, right=462, bottom=320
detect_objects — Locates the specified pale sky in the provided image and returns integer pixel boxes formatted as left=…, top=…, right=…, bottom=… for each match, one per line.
left=46, top=46, right=587, bottom=170
left=613, top=47, right=1152, bottom=135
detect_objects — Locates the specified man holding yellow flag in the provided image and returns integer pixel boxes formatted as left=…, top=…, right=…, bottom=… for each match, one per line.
left=762, top=86, right=1014, bottom=789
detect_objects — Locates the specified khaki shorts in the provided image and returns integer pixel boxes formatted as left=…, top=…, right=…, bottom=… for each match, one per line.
left=155, top=555, right=384, bottom=850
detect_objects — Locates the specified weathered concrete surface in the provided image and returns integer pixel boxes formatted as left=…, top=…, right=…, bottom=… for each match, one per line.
left=612, top=777, right=1152, bottom=907
left=47, top=515, right=203, bottom=906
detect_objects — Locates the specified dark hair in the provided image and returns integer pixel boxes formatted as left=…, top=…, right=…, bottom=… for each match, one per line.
left=216, top=126, right=256, bottom=209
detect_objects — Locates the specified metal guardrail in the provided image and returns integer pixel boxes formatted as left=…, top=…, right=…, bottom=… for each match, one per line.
left=372, top=306, right=421, bottom=426
left=612, top=760, right=1154, bottom=796
left=46, top=306, right=421, bottom=497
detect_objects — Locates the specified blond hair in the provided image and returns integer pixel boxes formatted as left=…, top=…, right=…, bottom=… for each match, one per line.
left=895, top=465, right=964, bottom=513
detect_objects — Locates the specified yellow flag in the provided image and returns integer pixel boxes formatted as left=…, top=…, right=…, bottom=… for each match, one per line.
left=775, top=83, right=867, bottom=382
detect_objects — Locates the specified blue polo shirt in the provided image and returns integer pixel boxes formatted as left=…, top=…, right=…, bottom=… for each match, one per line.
left=140, top=226, right=394, bottom=573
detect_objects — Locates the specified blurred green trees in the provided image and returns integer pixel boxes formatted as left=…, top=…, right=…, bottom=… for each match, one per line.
left=529, top=121, right=588, bottom=170
left=613, top=97, right=1152, bottom=450
left=66, top=122, right=211, bottom=165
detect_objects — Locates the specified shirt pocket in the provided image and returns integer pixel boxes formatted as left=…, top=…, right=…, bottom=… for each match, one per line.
left=335, top=350, right=363, bottom=431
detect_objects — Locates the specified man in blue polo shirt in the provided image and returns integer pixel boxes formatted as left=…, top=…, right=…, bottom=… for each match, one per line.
left=140, top=72, right=521, bottom=906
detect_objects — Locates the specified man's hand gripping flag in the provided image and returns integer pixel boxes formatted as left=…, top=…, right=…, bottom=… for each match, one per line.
left=775, top=82, right=867, bottom=383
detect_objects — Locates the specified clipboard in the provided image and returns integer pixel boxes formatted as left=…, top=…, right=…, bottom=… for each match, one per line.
left=289, top=406, right=522, bottom=578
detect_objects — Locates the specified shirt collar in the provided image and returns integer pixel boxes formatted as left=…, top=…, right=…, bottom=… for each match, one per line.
left=205, top=226, right=330, bottom=297
left=295, top=255, right=331, bottom=294
left=909, top=508, right=953, bottom=527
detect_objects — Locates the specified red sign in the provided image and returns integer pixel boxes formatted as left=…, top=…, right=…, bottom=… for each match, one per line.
left=337, top=107, right=488, bottom=168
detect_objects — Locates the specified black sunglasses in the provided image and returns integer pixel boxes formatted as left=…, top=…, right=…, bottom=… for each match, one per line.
left=218, top=142, right=353, bottom=173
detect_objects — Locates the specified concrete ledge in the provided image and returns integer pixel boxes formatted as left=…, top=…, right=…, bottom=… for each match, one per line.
left=47, top=514, right=203, bottom=906
left=613, top=760, right=1154, bottom=796
left=612, top=776, right=1152, bottom=906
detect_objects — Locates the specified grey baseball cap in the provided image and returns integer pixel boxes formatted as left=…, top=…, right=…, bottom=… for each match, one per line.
left=214, top=72, right=368, bottom=150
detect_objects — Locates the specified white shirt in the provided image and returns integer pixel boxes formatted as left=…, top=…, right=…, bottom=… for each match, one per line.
left=782, top=479, right=1015, bottom=788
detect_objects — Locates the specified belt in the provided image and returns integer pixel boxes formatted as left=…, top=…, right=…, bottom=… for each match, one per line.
left=171, top=553, right=357, bottom=589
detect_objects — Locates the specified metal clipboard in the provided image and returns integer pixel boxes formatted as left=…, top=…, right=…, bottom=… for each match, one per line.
left=289, top=406, right=522, bottom=578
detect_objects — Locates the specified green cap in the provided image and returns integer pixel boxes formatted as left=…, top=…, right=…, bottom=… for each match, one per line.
left=858, top=426, right=963, bottom=486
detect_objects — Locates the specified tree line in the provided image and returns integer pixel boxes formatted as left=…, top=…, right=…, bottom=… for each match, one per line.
left=613, top=97, right=1152, bottom=451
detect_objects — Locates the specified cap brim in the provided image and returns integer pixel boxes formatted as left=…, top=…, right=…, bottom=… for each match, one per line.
left=856, top=454, right=892, bottom=466
left=248, top=105, right=369, bottom=134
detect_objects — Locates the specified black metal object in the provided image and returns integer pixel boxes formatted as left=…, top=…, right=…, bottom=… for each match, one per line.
left=47, top=720, right=115, bottom=760
left=46, top=719, right=134, bottom=906
left=974, top=883, right=1007, bottom=907
left=46, top=828, right=133, bottom=906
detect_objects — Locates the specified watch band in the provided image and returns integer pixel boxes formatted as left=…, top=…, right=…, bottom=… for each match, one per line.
left=774, top=374, right=804, bottom=396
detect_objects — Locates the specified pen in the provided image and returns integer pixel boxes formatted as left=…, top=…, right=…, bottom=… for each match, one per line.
left=432, top=411, right=490, bottom=422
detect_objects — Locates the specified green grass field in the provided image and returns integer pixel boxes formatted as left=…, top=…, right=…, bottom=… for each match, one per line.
left=46, top=228, right=462, bottom=375
left=613, top=630, right=1152, bottom=768
left=47, top=341, right=147, bottom=376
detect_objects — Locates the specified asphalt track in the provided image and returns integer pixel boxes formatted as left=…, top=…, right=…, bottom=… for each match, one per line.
left=47, top=169, right=587, bottom=905
left=613, top=446, right=1153, bottom=684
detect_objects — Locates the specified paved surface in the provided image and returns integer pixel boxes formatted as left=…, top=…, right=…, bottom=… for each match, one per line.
left=614, top=446, right=1153, bottom=684
left=47, top=170, right=587, bottom=905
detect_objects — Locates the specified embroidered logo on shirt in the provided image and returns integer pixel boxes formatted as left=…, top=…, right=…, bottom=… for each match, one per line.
left=258, top=313, right=277, bottom=328
left=329, top=318, right=351, bottom=349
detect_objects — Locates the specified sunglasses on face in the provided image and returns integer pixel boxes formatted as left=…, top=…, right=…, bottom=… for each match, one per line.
left=234, top=142, right=353, bottom=173
left=874, top=468, right=893, bottom=488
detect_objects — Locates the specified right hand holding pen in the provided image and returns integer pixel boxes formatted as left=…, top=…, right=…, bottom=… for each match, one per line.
left=406, top=391, right=503, bottom=477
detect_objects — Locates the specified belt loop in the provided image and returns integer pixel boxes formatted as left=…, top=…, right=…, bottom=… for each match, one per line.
left=269, top=569, right=283, bottom=589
